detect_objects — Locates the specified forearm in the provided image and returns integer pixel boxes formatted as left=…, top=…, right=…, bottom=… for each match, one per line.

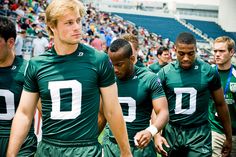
left=7, top=111, right=33, bottom=157
left=105, top=106, right=131, bottom=155
left=152, top=109, right=169, bottom=132
left=98, top=111, right=107, bottom=134
left=152, top=98, right=169, bottom=132
left=215, top=103, right=232, bottom=141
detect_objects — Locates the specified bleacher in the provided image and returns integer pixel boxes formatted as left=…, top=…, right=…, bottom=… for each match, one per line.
left=185, top=19, right=236, bottom=42
left=112, top=13, right=205, bottom=42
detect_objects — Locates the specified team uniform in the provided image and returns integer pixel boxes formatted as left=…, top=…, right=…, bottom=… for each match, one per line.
left=23, top=43, right=115, bottom=157
left=209, top=65, right=236, bottom=156
left=103, top=66, right=165, bottom=157
left=149, top=62, right=165, bottom=73
left=135, top=60, right=145, bottom=67
left=0, top=57, right=37, bottom=157
left=157, top=58, right=221, bottom=157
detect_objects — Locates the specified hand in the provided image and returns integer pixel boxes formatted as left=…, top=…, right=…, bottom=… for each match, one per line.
left=134, top=130, right=152, bottom=149
left=221, top=138, right=232, bottom=157
left=154, top=134, right=170, bottom=157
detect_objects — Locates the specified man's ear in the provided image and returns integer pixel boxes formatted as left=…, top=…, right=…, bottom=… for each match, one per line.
left=7, top=37, right=15, bottom=49
left=229, top=49, right=234, bottom=57
left=130, top=55, right=135, bottom=64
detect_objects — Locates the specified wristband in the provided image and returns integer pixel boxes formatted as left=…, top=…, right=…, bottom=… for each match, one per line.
left=145, top=125, right=158, bottom=136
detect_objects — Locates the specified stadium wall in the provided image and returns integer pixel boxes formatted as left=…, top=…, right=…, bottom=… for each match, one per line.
left=218, top=0, right=236, bottom=32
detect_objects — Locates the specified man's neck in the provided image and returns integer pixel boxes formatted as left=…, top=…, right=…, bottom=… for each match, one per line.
left=0, top=52, right=15, bottom=68
left=217, top=61, right=232, bottom=70
left=54, top=42, right=79, bottom=56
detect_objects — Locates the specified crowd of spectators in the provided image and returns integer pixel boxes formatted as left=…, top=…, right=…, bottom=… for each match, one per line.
left=0, top=0, right=178, bottom=65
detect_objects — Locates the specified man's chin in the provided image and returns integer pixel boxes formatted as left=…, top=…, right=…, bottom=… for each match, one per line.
left=181, top=64, right=192, bottom=69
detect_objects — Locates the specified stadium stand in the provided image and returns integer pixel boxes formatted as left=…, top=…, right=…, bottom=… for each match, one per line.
left=112, top=13, right=205, bottom=42
left=185, top=19, right=236, bottom=42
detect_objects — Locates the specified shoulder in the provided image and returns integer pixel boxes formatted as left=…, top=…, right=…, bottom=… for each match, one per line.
left=81, top=43, right=108, bottom=61
left=136, top=66, right=157, bottom=79
left=161, top=61, right=176, bottom=73
left=14, top=56, right=28, bottom=71
left=232, top=64, right=236, bottom=77
left=197, top=59, right=215, bottom=73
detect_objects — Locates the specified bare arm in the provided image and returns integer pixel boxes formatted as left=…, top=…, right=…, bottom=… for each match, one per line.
left=7, top=91, right=39, bottom=157
left=151, top=98, right=170, bottom=156
left=37, top=98, right=42, bottom=115
left=98, top=97, right=107, bottom=134
left=151, top=97, right=169, bottom=131
left=135, top=97, right=169, bottom=148
left=100, top=83, right=132, bottom=157
left=211, top=87, right=232, bottom=157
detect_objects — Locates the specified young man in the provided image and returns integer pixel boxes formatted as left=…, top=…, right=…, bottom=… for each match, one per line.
left=0, top=16, right=37, bottom=157
left=102, top=39, right=169, bottom=156
left=149, top=47, right=170, bottom=73
left=155, top=32, right=232, bottom=157
left=6, top=1, right=132, bottom=157
left=209, top=36, right=236, bottom=157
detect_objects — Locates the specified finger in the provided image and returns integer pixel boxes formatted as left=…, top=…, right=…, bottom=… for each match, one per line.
left=134, top=137, right=139, bottom=147
left=162, top=138, right=170, bottom=148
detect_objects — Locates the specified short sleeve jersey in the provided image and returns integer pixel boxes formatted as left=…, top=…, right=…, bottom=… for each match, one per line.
left=24, top=43, right=115, bottom=142
left=209, top=65, right=236, bottom=135
left=108, top=66, right=165, bottom=143
left=0, top=57, right=34, bottom=136
left=158, top=59, right=221, bottom=126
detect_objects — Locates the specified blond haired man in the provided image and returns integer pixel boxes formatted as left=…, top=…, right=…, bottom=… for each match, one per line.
left=7, top=0, right=132, bottom=156
left=209, top=36, right=235, bottom=157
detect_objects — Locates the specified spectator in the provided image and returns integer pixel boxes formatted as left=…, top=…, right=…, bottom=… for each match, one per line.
left=90, top=35, right=103, bottom=51
left=15, top=30, right=26, bottom=58
left=149, top=47, right=170, bottom=73
left=32, top=30, right=49, bottom=56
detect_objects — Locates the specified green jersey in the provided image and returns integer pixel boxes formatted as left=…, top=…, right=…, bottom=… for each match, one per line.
left=0, top=57, right=34, bottom=136
left=24, top=44, right=115, bottom=143
left=149, top=62, right=166, bottom=73
left=135, top=60, right=145, bottom=67
left=209, top=65, right=236, bottom=135
left=158, top=59, right=221, bottom=126
left=108, top=66, right=165, bottom=143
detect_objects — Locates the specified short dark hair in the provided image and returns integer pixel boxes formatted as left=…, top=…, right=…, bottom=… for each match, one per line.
left=0, top=16, right=16, bottom=41
left=176, top=32, right=196, bottom=45
left=109, top=38, right=133, bottom=58
left=157, top=47, right=169, bottom=56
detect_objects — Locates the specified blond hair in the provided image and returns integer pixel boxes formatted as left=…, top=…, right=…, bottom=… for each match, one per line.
left=45, top=0, right=85, bottom=36
left=214, top=36, right=235, bottom=52
left=121, top=34, right=139, bottom=51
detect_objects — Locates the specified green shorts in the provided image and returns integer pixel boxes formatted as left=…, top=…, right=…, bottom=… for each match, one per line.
left=0, top=135, right=37, bottom=157
left=162, top=122, right=212, bottom=157
left=103, top=137, right=157, bottom=157
left=36, top=139, right=102, bottom=157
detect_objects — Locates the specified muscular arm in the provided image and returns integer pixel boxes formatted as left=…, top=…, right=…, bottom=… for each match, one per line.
left=7, top=90, right=39, bottom=157
left=152, top=97, right=169, bottom=132
left=211, top=87, right=232, bottom=156
left=100, top=83, right=132, bottom=157
left=135, top=97, right=169, bottom=148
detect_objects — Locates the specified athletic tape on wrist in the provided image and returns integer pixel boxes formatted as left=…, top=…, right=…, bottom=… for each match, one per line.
left=145, top=125, right=158, bottom=136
